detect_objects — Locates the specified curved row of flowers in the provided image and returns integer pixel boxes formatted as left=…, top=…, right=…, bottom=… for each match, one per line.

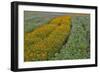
left=24, top=16, right=71, bottom=61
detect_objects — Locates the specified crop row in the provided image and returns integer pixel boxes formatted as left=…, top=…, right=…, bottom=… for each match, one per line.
left=52, top=15, right=90, bottom=60
left=24, top=16, right=71, bottom=61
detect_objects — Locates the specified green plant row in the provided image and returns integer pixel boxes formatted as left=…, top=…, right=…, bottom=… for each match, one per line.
left=52, top=15, right=90, bottom=60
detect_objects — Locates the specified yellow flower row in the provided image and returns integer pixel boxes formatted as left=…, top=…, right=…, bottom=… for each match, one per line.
left=24, top=16, right=71, bottom=61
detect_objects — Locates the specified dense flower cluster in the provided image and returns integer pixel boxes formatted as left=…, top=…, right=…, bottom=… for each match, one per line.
left=24, top=16, right=71, bottom=61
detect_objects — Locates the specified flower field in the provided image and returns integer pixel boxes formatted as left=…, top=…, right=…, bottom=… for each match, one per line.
left=24, top=11, right=90, bottom=62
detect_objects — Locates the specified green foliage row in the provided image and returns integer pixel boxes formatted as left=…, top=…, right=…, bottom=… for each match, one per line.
left=52, top=15, right=90, bottom=60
